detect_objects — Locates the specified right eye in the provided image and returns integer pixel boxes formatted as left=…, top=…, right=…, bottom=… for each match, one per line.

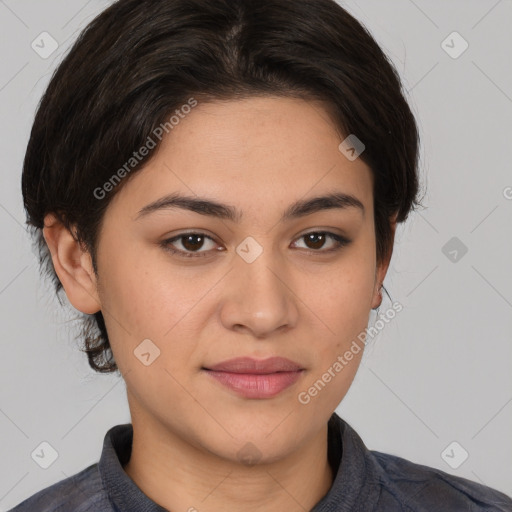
left=160, top=232, right=221, bottom=258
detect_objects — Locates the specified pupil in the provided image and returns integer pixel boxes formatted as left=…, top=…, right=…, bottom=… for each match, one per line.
left=183, top=235, right=204, bottom=251
left=306, top=233, right=325, bottom=250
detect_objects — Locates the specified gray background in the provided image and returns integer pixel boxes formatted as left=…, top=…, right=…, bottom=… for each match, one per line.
left=1, top=0, right=511, bottom=509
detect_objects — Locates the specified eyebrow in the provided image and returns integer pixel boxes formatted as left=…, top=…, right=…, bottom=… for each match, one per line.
left=135, top=191, right=365, bottom=222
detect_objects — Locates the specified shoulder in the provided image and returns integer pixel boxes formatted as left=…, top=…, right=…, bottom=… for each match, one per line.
left=370, top=450, right=512, bottom=511
left=8, top=463, right=112, bottom=512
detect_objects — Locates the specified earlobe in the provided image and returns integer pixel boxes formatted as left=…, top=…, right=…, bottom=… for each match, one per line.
left=371, top=283, right=383, bottom=311
left=371, top=213, right=398, bottom=310
left=42, top=213, right=101, bottom=315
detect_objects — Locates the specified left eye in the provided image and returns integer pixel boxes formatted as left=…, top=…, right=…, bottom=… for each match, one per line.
left=291, top=232, right=349, bottom=252
left=161, top=233, right=219, bottom=257
left=160, top=231, right=350, bottom=258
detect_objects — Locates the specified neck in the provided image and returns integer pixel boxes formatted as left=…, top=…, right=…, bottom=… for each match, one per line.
left=123, top=415, right=334, bottom=512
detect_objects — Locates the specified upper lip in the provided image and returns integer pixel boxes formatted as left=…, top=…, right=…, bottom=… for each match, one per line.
left=204, top=357, right=303, bottom=374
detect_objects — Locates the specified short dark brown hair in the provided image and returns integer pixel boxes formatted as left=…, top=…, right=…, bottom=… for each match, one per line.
left=22, top=0, right=423, bottom=374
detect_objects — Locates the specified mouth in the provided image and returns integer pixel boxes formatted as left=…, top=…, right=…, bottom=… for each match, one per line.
left=202, top=357, right=305, bottom=399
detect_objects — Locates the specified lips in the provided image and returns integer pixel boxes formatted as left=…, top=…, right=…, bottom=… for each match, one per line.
left=205, top=356, right=303, bottom=374
left=203, top=357, right=304, bottom=399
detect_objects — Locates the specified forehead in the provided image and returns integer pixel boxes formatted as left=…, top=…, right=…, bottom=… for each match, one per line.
left=108, top=96, right=374, bottom=221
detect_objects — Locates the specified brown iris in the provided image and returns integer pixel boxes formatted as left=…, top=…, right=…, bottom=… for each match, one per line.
left=303, top=233, right=327, bottom=250
left=181, top=234, right=206, bottom=251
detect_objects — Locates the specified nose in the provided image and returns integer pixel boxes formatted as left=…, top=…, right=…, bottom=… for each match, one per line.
left=218, top=246, right=299, bottom=339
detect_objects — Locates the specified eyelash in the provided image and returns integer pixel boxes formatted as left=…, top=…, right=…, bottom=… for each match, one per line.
left=160, top=231, right=351, bottom=259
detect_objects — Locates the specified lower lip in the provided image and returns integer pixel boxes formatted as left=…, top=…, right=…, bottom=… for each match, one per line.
left=203, top=369, right=304, bottom=399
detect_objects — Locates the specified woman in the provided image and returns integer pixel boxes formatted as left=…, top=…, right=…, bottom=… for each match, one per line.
left=11, top=0, right=512, bottom=510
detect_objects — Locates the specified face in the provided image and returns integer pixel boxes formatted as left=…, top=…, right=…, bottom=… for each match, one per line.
left=51, top=96, right=393, bottom=463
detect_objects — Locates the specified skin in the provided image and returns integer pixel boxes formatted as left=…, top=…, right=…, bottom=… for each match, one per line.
left=43, top=96, right=396, bottom=512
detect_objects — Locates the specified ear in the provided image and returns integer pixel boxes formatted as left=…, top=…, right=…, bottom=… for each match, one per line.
left=371, top=213, right=398, bottom=310
left=42, top=213, right=101, bottom=315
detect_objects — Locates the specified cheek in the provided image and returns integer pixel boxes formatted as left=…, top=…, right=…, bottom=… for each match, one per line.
left=303, top=252, right=375, bottom=345
left=295, top=267, right=371, bottom=414
left=96, top=243, right=211, bottom=371
left=294, top=250, right=374, bottom=411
